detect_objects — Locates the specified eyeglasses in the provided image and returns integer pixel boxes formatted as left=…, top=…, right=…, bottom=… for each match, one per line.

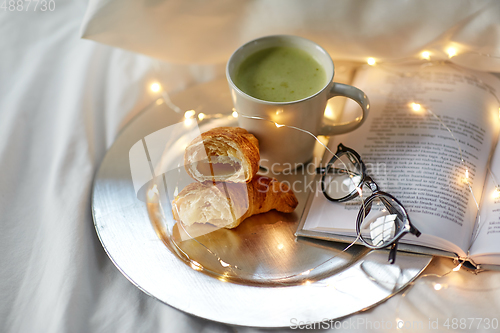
left=317, top=143, right=421, bottom=264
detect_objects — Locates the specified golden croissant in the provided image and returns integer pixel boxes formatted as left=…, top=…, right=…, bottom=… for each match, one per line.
left=184, top=127, right=260, bottom=183
left=172, top=175, right=298, bottom=229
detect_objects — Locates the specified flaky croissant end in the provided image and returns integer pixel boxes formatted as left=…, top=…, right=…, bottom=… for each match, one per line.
left=172, top=175, right=298, bottom=229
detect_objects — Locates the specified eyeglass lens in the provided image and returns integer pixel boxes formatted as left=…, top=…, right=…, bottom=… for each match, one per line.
left=358, top=195, right=408, bottom=248
left=323, top=151, right=363, bottom=201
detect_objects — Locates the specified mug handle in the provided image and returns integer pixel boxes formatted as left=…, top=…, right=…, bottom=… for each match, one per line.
left=318, top=82, right=370, bottom=136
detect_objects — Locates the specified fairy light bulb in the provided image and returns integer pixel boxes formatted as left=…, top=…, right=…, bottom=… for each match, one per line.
left=184, top=110, right=196, bottom=119
left=493, top=187, right=500, bottom=199
left=411, top=103, right=421, bottom=112
left=447, top=47, right=457, bottom=58
left=198, top=112, right=205, bottom=120
left=367, top=57, right=376, bottom=66
left=461, top=169, right=470, bottom=184
left=150, top=82, right=161, bottom=92
left=434, top=283, right=442, bottom=291
left=421, top=51, right=431, bottom=60
left=232, top=110, right=239, bottom=118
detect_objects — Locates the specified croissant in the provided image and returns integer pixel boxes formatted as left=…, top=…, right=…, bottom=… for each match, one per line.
left=171, top=175, right=298, bottom=229
left=184, top=127, right=259, bottom=183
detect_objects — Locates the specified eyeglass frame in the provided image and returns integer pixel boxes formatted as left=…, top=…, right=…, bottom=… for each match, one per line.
left=317, top=143, right=421, bottom=264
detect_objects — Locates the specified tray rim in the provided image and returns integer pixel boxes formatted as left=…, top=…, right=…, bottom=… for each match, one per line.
left=91, top=79, right=433, bottom=327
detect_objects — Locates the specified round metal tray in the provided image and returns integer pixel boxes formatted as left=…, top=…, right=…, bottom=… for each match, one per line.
left=91, top=77, right=432, bottom=327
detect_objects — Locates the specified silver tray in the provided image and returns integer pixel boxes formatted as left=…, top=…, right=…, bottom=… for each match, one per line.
left=91, top=77, right=432, bottom=328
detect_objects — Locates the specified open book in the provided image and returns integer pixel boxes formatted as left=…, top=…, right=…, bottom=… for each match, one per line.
left=297, top=62, right=500, bottom=269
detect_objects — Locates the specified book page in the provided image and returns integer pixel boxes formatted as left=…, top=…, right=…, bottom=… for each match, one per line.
left=469, top=140, right=500, bottom=263
left=304, top=63, right=500, bottom=255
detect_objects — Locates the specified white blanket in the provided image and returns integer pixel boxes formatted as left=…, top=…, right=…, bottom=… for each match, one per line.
left=80, top=0, right=500, bottom=71
left=2, top=1, right=500, bottom=332
left=0, top=1, right=223, bottom=332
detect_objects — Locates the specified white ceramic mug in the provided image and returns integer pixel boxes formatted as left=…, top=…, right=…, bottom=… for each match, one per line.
left=226, top=35, right=369, bottom=170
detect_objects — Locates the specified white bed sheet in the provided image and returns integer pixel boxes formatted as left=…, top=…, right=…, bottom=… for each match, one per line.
left=0, top=2, right=227, bottom=332
left=2, top=1, right=500, bottom=332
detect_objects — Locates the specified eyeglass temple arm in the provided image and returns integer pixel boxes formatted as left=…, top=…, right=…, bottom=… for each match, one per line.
left=410, top=225, right=421, bottom=237
left=388, top=243, right=398, bottom=264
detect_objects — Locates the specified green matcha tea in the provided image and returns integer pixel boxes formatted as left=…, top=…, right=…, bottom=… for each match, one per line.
left=234, top=46, right=327, bottom=102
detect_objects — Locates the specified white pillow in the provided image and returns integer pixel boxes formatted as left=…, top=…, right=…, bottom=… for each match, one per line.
left=80, top=0, right=500, bottom=71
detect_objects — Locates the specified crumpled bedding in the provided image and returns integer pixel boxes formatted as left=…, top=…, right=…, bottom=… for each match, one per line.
left=80, top=0, right=500, bottom=72
left=3, top=1, right=500, bottom=332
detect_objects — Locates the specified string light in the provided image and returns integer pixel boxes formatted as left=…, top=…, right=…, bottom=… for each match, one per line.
left=493, top=186, right=500, bottom=199
left=462, top=169, right=470, bottom=184
left=487, top=167, right=500, bottom=201
left=148, top=51, right=500, bottom=288
left=465, top=169, right=469, bottom=180
left=421, top=51, right=431, bottom=60
left=184, top=110, right=196, bottom=119
left=150, top=82, right=161, bottom=92
left=302, top=55, right=500, bottom=312
left=161, top=102, right=478, bottom=286
left=411, top=103, right=422, bottom=112
left=447, top=47, right=457, bottom=58
left=452, top=262, right=463, bottom=272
